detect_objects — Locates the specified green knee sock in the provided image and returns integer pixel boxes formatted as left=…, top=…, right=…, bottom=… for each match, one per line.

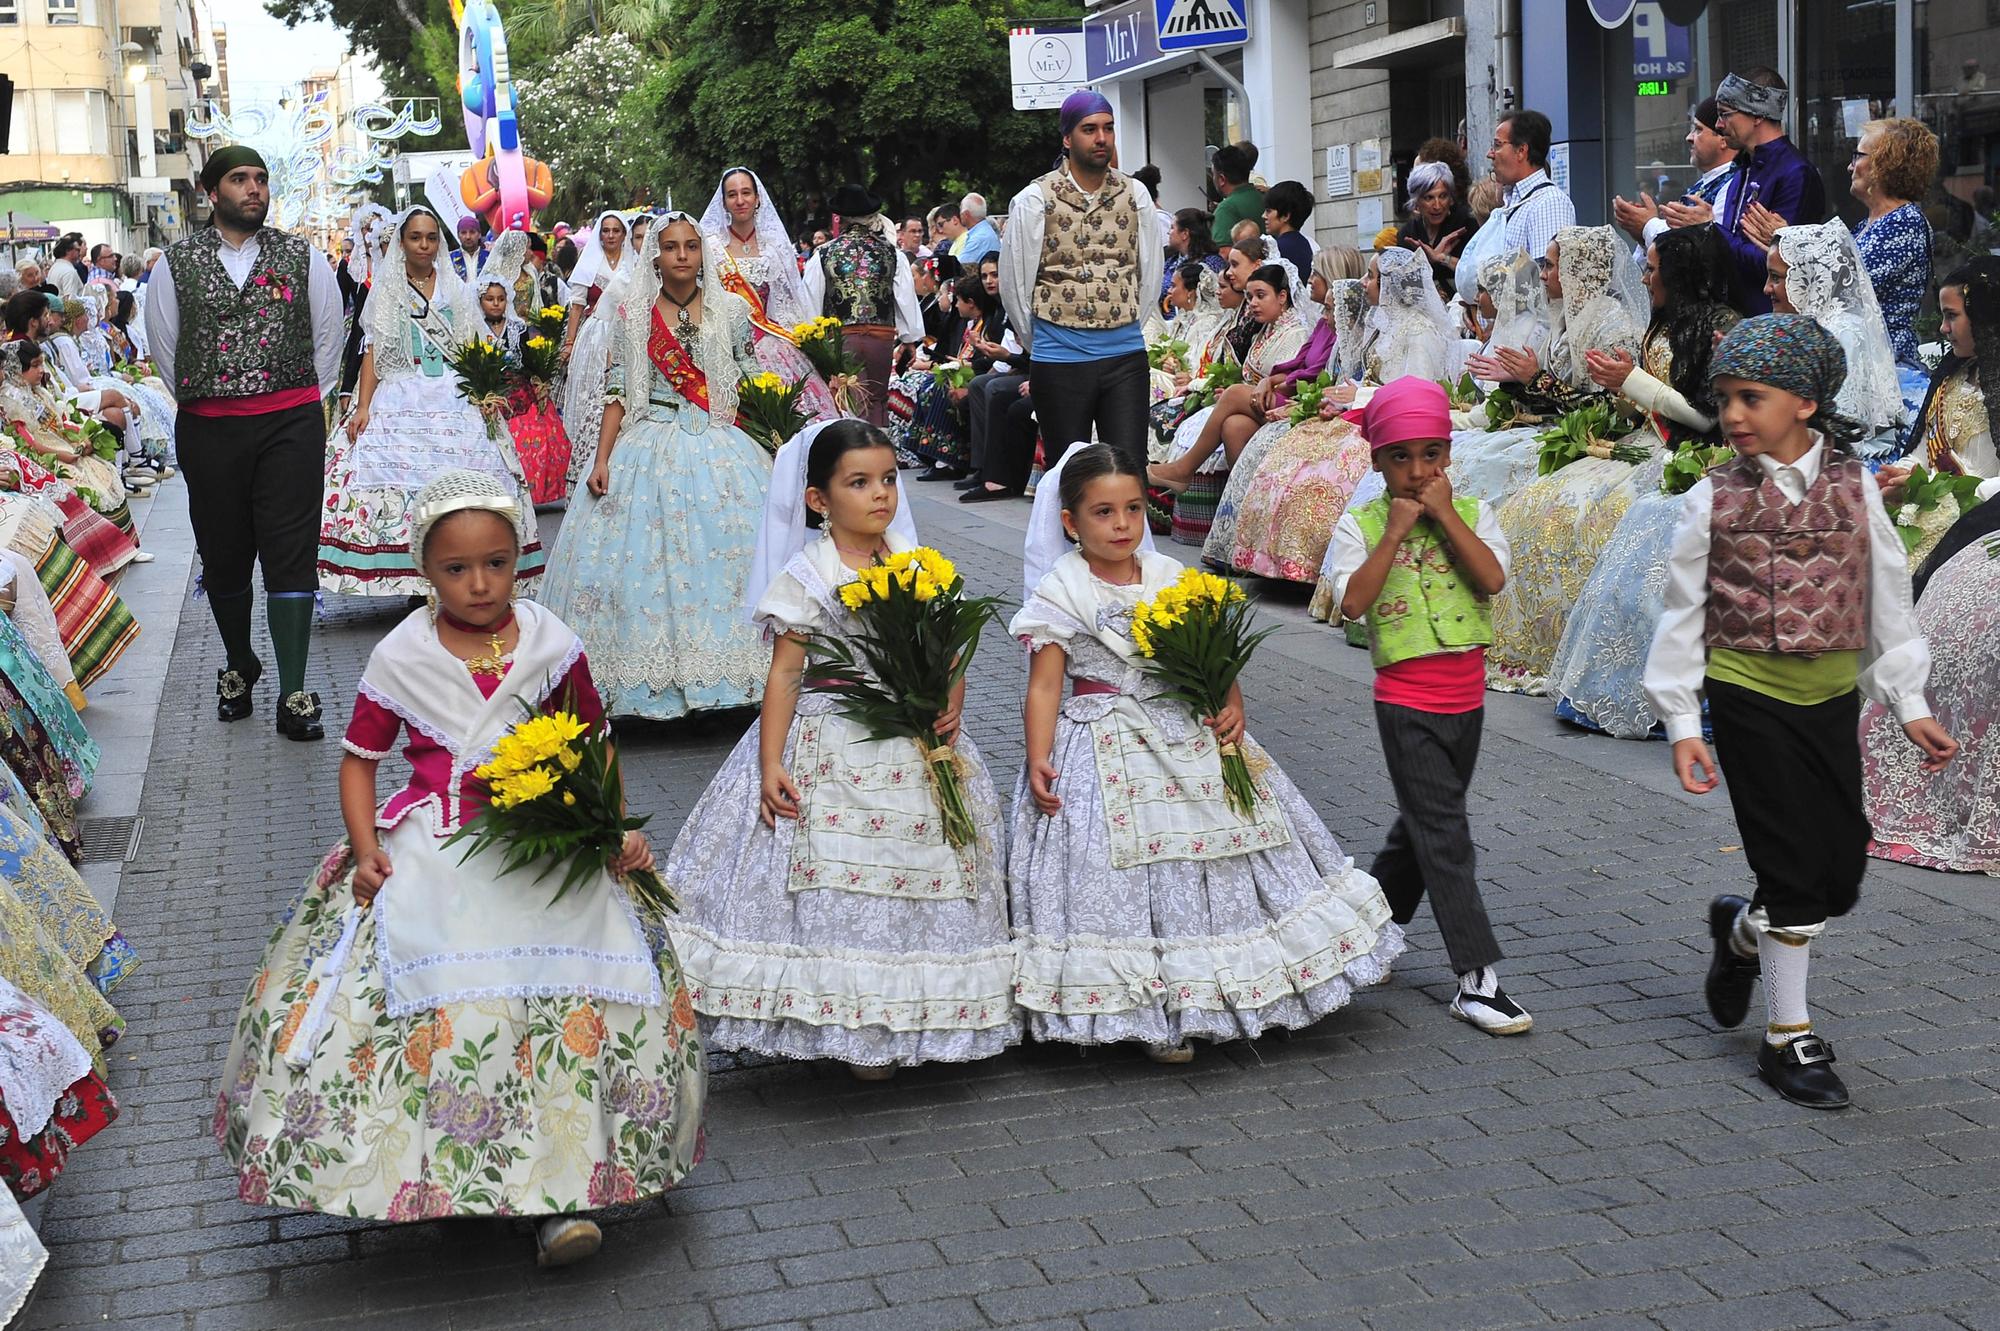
left=267, top=592, right=315, bottom=698
left=209, top=587, right=259, bottom=677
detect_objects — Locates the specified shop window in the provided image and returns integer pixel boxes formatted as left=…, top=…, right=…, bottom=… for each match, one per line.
left=1918, top=0, right=2000, bottom=271
left=1797, top=0, right=1896, bottom=228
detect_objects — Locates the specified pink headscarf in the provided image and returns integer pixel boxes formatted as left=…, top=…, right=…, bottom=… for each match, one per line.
left=1345, top=376, right=1452, bottom=451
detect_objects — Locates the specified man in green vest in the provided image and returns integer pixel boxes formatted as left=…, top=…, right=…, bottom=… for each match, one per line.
left=144, top=146, right=345, bottom=741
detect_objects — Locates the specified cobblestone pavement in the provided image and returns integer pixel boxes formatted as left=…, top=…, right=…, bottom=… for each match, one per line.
left=19, top=488, right=2000, bottom=1331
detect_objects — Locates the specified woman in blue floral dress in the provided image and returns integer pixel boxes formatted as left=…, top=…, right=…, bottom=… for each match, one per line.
left=537, top=216, right=772, bottom=720
left=1849, top=117, right=1938, bottom=425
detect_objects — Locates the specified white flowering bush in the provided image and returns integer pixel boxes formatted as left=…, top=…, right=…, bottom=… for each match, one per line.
left=515, top=33, right=655, bottom=216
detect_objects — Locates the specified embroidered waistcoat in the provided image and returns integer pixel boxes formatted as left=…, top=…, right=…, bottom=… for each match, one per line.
left=819, top=230, right=898, bottom=326
left=1351, top=497, right=1493, bottom=667
left=1032, top=169, right=1142, bottom=330
left=1704, top=454, right=1869, bottom=656
left=165, top=227, right=317, bottom=400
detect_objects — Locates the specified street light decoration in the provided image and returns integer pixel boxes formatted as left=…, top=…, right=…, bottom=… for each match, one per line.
left=187, top=91, right=441, bottom=231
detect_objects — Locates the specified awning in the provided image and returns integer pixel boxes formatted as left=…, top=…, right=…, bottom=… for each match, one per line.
left=1329, top=17, right=1465, bottom=72
left=0, top=213, right=60, bottom=243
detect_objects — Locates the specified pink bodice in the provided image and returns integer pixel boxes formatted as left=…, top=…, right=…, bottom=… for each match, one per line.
left=342, top=653, right=604, bottom=831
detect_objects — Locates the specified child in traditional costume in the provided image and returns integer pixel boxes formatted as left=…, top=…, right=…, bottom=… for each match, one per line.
left=1009, top=443, right=1401, bottom=1062
left=217, top=469, right=704, bottom=1265
left=1325, top=379, right=1524, bottom=1034
left=1644, top=315, right=1957, bottom=1109
left=664, top=419, right=1018, bottom=1078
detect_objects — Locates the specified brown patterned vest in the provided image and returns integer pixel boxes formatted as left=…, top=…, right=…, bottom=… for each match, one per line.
left=165, top=227, right=317, bottom=400
left=1704, top=453, right=1869, bottom=656
left=1032, top=168, right=1142, bottom=330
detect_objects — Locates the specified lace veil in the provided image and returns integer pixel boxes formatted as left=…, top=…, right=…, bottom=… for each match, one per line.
left=368, top=205, right=467, bottom=380
left=1548, top=224, right=1646, bottom=389
left=348, top=203, right=393, bottom=285
left=1369, top=246, right=1454, bottom=381
left=613, top=211, right=749, bottom=426
left=457, top=229, right=530, bottom=328
left=1328, top=279, right=1369, bottom=380
left=1022, top=445, right=1158, bottom=600
left=700, top=167, right=813, bottom=326
left=1481, top=249, right=1549, bottom=357
left=1774, top=222, right=1907, bottom=436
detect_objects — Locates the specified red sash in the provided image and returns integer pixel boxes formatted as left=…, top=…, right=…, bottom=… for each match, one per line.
left=647, top=307, right=716, bottom=416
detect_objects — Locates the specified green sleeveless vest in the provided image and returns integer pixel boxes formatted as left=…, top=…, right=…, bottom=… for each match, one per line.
left=1350, top=496, right=1494, bottom=669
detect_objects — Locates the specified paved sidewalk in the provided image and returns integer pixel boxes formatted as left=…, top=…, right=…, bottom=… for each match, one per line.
left=18, top=488, right=2000, bottom=1331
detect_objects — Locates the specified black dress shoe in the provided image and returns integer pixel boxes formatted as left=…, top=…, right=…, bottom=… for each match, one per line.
left=916, top=466, right=967, bottom=482
left=275, top=690, right=326, bottom=742
left=960, top=485, right=1023, bottom=504
left=1704, top=893, right=1759, bottom=1029
left=952, top=476, right=984, bottom=490
left=216, top=663, right=262, bottom=723
left=1757, top=1033, right=1850, bottom=1110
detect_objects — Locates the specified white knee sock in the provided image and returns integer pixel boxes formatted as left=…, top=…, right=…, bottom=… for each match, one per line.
left=1761, top=934, right=1812, bottom=1046
left=1729, top=903, right=1761, bottom=960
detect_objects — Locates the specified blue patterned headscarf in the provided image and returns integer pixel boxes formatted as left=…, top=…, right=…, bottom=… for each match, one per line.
left=1710, top=312, right=1855, bottom=441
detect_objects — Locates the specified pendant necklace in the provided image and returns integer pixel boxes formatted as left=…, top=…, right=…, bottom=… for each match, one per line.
left=438, top=606, right=516, bottom=678
left=660, top=287, right=700, bottom=340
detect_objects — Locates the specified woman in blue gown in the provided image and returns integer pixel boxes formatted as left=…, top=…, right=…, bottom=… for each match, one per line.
left=537, top=214, right=772, bottom=720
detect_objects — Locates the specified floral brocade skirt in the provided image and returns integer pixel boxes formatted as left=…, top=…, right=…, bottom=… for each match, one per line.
left=215, top=846, right=706, bottom=1221
left=504, top=387, right=576, bottom=507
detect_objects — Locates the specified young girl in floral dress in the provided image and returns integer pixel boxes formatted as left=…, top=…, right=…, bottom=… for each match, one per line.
left=1009, top=444, right=1402, bottom=1063
left=217, top=469, right=704, bottom=1267
left=665, top=419, right=1018, bottom=1079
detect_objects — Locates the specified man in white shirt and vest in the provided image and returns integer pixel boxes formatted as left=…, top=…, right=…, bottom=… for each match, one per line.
left=144, top=146, right=345, bottom=741
left=1000, top=89, right=1164, bottom=473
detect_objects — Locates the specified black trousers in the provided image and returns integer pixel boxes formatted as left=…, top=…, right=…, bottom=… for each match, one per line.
left=1707, top=678, right=1868, bottom=930
left=984, top=393, right=1045, bottom=493
left=1029, top=351, right=1150, bottom=472
left=1371, top=702, right=1503, bottom=975
left=175, top=402, right=325, bottom=595
left=966, top=371, right=1027, bottom=479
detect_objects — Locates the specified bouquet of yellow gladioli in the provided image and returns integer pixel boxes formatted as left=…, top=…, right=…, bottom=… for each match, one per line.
left=447, top=337, right=514, bottom=439
left=516, top=334, right=561, bottom=396
left=736, top=370, right=807, bottom=453
left=529, top=304, right=568, bottom=340
left=1128, top=568, right=1280, bottom=817
left=445, top=700, right=676, bottom=917
left=790, top=315, right=868, bottom=416
left=803, top=548, right=1005, bottom=849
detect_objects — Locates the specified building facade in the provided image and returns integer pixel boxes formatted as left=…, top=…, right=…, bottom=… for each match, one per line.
left=1074, top=0, right=1998, bottom=274
left=0, top=0, right=219, bottom=256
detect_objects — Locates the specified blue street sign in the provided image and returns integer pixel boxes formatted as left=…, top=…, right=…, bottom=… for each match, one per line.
left=1155, top=0, right=1249, bottom=52
left=1631, top=2, right=1690, bottom=79
left=1085, top=0, right=1164, bottom=80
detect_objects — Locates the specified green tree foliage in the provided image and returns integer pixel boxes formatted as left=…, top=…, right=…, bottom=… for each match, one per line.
left=514, top=33, right=657, bottom=218
left=264, top=0, right=461, bottom=101
left=636, top=0, right=1080, bottom=224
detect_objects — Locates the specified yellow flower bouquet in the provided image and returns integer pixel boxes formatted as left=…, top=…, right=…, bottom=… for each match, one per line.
left=516, top=333, right=561, bottom=399
left=736, top=370, right=807, bottom=454
left=790, top=315, right=869, bottom=417
left=444, top=701, right=677, bottom=918
left=446, top=336, right=514, bottom=440
left=529, top=304, right=568, bottom=340
left=803, top=548, right=1006, bottom=849
left=1128, top=568, right=1280, bottom=817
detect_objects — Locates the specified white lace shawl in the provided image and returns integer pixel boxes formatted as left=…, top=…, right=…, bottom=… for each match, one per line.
left=1775, top=222, right=1908, bottom=435
left=701, top=167, right=813, bottom=328
left=1545, top=224, right=1647, bottom=389
left=612, top=213, right=752, bottom=426
left=369, top=206, right=468, bottom=383
left=1368, top=247, right=1455, bottom=382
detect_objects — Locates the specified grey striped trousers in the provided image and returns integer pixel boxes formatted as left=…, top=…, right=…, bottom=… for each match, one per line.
left=1370, top=702, right=1503, bottom=976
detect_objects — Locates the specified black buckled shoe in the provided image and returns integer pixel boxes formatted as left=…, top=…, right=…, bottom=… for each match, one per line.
left=1757, top=1033, right=1850, bottom=1110
left=275, top=690, right=325, bottom=742
left=1705, top=893, right=1760, bottom=1029
left=216, top=663, right=262, bottom=722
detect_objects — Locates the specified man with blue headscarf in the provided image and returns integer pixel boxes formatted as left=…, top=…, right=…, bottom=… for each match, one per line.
left=998, top=89, right=1164, bottom=474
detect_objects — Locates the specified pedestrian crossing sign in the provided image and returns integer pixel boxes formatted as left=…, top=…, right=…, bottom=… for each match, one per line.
left=1155, top=0, right=1249, bottom=52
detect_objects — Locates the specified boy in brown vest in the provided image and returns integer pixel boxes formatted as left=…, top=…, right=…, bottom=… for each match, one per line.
left=1644, top=315, right=1957, bottom=1109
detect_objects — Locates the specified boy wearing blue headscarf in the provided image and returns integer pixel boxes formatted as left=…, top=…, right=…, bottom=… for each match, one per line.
left=1643, top=314, right=1956, bottom=1110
